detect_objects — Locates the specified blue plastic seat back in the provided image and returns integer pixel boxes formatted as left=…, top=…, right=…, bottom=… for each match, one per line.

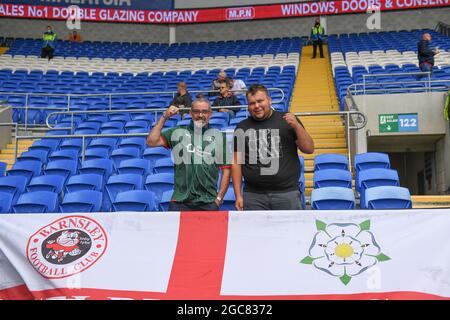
left=354, top=152, right=390, bottom=192
left=0, top=175, right=28, bottom=203
left=314, top=154, right=349, bottom=171
left=311, top=187, right=355, bottom=210
left=0, top=192, right=14, bottom=213
left=60, top=190, right=103, bottom=213
left=7, top=160, right=43, bottom=184
left=144, top=173, right=174, bottom=201
left=153, top=158, right=174, bottom=174
left=44, top=160, right=78, bottom=183
left=220, top=188, right=236, bottom=211
left=13, top=191, right=58, bottom=213
left=106, top=173, right=143, bottom=204
left=26, top=174, right=65, bottom=194
left=143, top=147, right=172, bottom=166
left=110, top=147, right=142, bottom=170
left=79, top=159, right=113, bottom=181
left=65, top=173, right=103, bottom=193
left=17, top=150, right=49, bottom=164
left=48, top=149, right=79, bottom=162
left=112, top=190, right=157, bottom=212
left=158, top=190, right=173, bottom=211
left=0, top=161, right=6, bottom=177
left=117, top=158, right=152, bottom=176
left=313, top=169, right=352, bottom=189
left=366, top=186, right=412, bottom=209
left=359, top=168, right=400, bottom=208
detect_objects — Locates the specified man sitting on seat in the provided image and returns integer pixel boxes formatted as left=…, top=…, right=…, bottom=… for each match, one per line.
left=212, top=79, right=241, bottom=118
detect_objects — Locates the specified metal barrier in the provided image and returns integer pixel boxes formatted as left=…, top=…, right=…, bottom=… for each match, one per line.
left=347, top=76, right=450, bottom=96
left=1, top=87, right=285, bottom=130
left=436, top=21, right=450, bottom=37
left=14, top=110, right=367, bottom=173
left=45, top=105, right=246, bottom=130
left=293, top=111, right=367, bottom=171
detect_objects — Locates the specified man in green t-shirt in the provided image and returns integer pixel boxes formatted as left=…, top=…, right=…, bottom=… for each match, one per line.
left=147, top=97, right=231, bottom=211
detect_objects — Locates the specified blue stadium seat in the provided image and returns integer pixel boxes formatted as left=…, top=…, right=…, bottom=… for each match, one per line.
left=26, top=175, right=65, bottom=194
left=79, top=159, right=113, bottom=181
left=117, top=159, right=152, bottom=176
left=311, top=187, right=355, bottom=210
left=110, top=147, right=141, bottom=170
left=220, top=188, right=236, bottom=211
left=105, top=173, right=143, bottom=204
left=143, top=147, right=171, bottom=165
left=153, top=158, right=174, bottom=174
left=314, top=154, right=349, bottom=171
left=7, top=160, right=43, bottom=184
left=354, top=152, right=390, bottom=192
left=158, top=190, right=173, bottom=211
left=313, top=169, right=352, bottom=189
left=48, top=149, right=79, bottom=162
left=0, top=175, right=28, bottom=204
left=13, top=191, right=58, bottom=213
left=118, top=137, right=147, bottom=151
left=84, top=147, right=110, bottom=160
left=0, top=161, right=6, bottom=177
left=65, top=174, right=103, bottom=193
left=16, top=150, right=49, bottom=164
left=0, top=192, right=13, bottom=213
left=144, top=173, right=174, bottom=200
left=112, top=190, right=158, bottom=212
left=359, top=168, right=400, bottom=208
left=60, top=190, right=103, bottom=213
left=29, top=139, right=60, bottom=153
left=87, top=137, right=117, bottom=154
left=44, top=160, right=78, bottom=183
left=365, top=186, right=412, bottom=209
left=59, top=139, right=83, bottom=153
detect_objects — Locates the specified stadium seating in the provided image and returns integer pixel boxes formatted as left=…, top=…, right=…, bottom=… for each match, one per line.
left=354, top=152, right=390, bottom=192
left=26, top=175, right=65, bottom=194
left=60, top=190, right=103, bottom=213
left=112, top=190, right=158, bottom=212
left=365, top=186, right=412, bottom=209
left=311, top=187, right=356, bottom=210
left=359, top=168, right=400, bottom=208
left=12, top=191, right=58, bottom=213
left=0, top=192, right=13, bottom=213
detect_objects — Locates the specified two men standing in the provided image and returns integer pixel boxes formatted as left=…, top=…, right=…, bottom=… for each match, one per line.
left=147, top=85, right=314, bottom=211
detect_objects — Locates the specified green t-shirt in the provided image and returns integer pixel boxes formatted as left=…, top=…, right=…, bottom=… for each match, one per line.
left=161, top=124, right=231, bottom=203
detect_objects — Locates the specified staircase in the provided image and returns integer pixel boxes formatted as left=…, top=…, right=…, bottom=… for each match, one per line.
left=290, top=45, right=348, bottom=196
left=0, top=128, right=40, bottom=170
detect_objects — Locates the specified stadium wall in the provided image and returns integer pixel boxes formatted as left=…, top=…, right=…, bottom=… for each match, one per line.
left=0, top=7, right=449, bottom=43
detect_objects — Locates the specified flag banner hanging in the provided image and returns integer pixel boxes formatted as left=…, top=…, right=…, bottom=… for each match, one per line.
left=0, top=1, right=449, bottom=24
left=0, top=209, right=449, bottom=300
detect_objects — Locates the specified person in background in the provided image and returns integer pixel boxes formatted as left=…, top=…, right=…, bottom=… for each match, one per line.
left=227, top=76, right=247, bottom=94
left=209, top=70, right=227, bottom=96
left=212, top=79, right=241, bottom=118
left=41, top=26, right=57, bottom=61
left=311, top=18, right=325, bottom=59
left=417, top=32, right=440, bottom=80
left=68, top=30, right=82, bottom=42
left=169, top=81, right=193, bottom=118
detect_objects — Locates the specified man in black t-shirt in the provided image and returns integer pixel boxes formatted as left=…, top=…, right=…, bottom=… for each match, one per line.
left=212, top=79, right=241, bottom=117
left=170, top=81, right=193, bottom=117
left=232, top=84, right=314, bottom=210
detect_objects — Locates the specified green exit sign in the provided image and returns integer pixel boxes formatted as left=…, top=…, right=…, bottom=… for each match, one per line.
left=379, top=113, right=419, bottom=133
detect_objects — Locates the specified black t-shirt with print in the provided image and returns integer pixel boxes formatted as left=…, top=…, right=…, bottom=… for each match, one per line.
left=234, top=111, right=301, bottom=193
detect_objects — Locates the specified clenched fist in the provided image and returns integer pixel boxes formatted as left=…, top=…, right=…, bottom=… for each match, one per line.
left=163, top=105, right=180, bottom=119
left=283, top=113, right=301, bottom=129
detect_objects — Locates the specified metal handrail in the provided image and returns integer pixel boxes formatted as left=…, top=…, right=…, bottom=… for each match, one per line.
left=1, top=87, right=285, bottom=131
left=45, top=105, right=248, bottom=130
left=294, top=111, right=367, bottom=171
left=17, top=110, right=367, bottom=170
left=347, top=78, right=450, bottom=96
